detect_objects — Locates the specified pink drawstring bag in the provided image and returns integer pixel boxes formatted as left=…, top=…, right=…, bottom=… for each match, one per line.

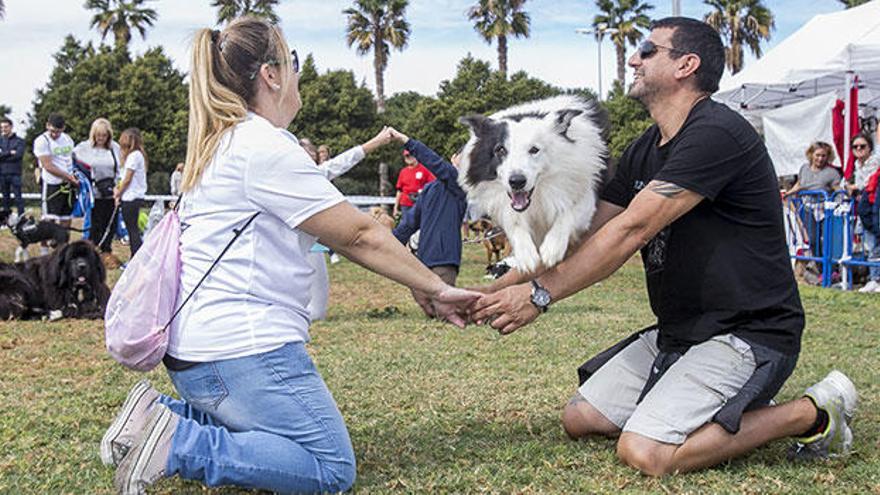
left=104, top=209, right=182, bottom=371
left=105, top=207, right=259, bottom=372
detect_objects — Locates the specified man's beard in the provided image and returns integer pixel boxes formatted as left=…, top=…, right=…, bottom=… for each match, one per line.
left=627, top=79, right=658, bottom=106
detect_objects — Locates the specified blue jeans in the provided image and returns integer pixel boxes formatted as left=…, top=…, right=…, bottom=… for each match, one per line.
left=0, top=173, right=24, bottom=214
left=158, top=342, right=356, bottom=493
left=863, top=228, right=880, bottom=281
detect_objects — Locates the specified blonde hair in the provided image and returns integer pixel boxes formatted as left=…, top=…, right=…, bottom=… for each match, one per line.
left=806, top=141, right=835, bottom=166
left=89, top=118, right=114, bottom=149
left=119, top=127, right=148, bottom=172
left=183, top=16, right=293, bottom=192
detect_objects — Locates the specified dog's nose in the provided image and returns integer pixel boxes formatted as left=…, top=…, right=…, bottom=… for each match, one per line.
left=509, top=174, right=527, bottom=191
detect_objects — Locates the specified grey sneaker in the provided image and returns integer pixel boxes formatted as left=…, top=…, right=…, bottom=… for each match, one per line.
left=101, top=380, right=160, bottom=466
left=788, top=370, right=858, bottom=460
left=114, top=404, right=177, bottom=495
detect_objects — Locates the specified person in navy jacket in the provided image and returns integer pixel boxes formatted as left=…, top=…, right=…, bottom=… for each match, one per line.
left=0, top=117, right=26, bottom=215
left=390, top=127, right=468, bottom=317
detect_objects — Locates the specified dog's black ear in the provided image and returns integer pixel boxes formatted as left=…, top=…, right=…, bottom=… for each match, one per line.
left=553, top=109, right=583, bottom=140
left=92, top=246, right=106, bottom=283
left=49, top=245, right=69, bottom=289
left=459, top=115, right=491, bottom=133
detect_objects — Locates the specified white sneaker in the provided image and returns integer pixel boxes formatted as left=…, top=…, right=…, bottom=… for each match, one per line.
left=329, top=253, right=341, bottom=264
left=858, top=280, right=880, bottom=293
left=788, top=370, right=858, bottom=461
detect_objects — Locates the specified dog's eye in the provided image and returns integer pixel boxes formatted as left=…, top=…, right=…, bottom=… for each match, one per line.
left=493, top=144, right=507, bottom=158
left=528, top=146, right=540, bottom=155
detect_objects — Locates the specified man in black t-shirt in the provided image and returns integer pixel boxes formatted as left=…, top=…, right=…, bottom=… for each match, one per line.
left=471, top=17, right=858, bottom=476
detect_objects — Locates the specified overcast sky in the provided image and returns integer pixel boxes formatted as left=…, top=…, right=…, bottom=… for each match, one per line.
left=0, top=0, right=845, bottom=128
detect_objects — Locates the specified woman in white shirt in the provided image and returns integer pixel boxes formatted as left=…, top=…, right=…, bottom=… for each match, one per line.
left=74, top=118, right=122, bottom=267
left=103, top=16, right=478, bottom=495
left=114, top=127, right=148, bottom=257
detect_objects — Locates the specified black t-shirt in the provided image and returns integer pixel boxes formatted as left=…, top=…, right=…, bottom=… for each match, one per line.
left=601, top=99, right=804, bottom=355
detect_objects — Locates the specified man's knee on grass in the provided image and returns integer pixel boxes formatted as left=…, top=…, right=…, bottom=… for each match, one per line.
left=561, top=392, right=620, bottom=439
left=616, top=432, right=677, bottom=477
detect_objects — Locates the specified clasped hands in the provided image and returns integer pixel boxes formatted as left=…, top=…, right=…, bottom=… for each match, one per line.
left=421, top=282, right=541, bottom=335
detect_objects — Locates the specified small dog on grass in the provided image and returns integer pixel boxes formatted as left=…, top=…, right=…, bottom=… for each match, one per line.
left=2, top=212, right=70, bottom=263
left=468, top=218, right=510, bottom=264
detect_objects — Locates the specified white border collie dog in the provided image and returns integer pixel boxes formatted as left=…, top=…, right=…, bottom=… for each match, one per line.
left=458, top=95, right=608, bottom=273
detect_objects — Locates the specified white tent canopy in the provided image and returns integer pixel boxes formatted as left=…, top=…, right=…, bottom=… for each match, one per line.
left=714, top=0, right=880, bottom=112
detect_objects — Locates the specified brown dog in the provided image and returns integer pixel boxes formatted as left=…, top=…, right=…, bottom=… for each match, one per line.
left=369, top=206, right=396, bottom=230
left=468, top=218, right=510, bottom=264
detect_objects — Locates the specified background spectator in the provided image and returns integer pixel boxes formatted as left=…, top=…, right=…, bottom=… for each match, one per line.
left=115, top=127, right=148, bottom=258
left=390, top=129, right=468, bottom=317
left=170, top=162, right=184, bottom=197
left=0, top=117, right=26, bottom=216
left=34, top=113, right=79, bottom=255
left=317, top=144, right=331, bottom=164
left=307, top=128, right=395, bottom=320
left=393, top=149, right=435, bottom=217
left=299, top=137, right=318, bottom=162
left=73, top=117, right=122, bottom=268
left=848, top=133, right=880, bottom=292
left=782, top=141, right=841, bottom=198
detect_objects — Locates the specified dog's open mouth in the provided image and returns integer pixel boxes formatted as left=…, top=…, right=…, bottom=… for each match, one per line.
left=508, top=189, right=533, bottom=212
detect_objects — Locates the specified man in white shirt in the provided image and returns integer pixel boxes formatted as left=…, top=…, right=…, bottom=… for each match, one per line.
left=33, top=114, right=79, bottom=238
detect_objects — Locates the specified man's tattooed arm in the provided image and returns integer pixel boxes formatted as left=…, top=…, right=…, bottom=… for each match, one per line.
left=647, top=180, right=686, bottom=198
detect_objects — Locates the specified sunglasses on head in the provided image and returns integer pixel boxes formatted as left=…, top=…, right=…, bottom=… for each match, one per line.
left=249, top=49, right=299, bottom=80
left=637, top=40, right=687, bottom=59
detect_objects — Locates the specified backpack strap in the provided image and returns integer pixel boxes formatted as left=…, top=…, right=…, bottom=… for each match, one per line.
left=161, top=211, right=260, bottom=332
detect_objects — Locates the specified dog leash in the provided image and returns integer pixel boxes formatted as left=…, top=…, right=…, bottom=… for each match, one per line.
left=463, top=227, right=506, bottom=244
left=96, top=204, right=121, bottom=247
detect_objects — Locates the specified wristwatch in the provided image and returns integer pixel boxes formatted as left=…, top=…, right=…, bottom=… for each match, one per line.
left=530, top=280, right=551, bottom=313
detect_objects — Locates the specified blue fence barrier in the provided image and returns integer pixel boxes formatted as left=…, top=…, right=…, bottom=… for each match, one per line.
left=784, top=190, right=880, bottom=289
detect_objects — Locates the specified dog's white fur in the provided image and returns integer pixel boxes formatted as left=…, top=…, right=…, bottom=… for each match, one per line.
left=458, top=95, right=607, bottom=273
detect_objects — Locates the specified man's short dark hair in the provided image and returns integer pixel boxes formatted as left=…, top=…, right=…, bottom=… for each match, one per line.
left=47, top=113, right=65, bottom=129
left=651, top=17, right=725, bottom=94
left=0, top=117, right=12, bottom=126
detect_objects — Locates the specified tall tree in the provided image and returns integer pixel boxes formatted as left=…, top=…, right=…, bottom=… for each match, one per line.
left=467, top=0, right=530, bottom=79
left=84, top=0, right=158, bottom=49
left=344, top=0, right=411, bottom=113
left=704, top=0, right=774, bottom=75
left=593, top=0, right=653, bottom=87
left=211, top=0, right=280, bottom=25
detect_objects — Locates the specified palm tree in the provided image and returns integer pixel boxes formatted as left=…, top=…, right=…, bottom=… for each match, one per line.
left=211, top=0, right=280, bottom=25
left=343, top=0, right=411, bottom=113
left=593, top=0, right=653, bottom=87
left=704, top=0, right=774, bottom=75
left=467, top=0, right=530, bottom=79
left=838, top=0, right=869, bottom=7
left=85, top=0, right=158, bottom=49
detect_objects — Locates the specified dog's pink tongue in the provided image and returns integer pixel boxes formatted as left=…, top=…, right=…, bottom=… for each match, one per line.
left=510, top=191, right=530, bottom=211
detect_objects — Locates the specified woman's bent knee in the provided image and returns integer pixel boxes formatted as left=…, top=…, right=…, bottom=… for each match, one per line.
left=320, top=453, right=357, bottom=493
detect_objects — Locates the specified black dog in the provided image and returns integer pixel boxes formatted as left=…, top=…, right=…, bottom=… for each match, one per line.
left=0, top=240, right=110, bottom=320
left=12, top=214, right=70, bottom=251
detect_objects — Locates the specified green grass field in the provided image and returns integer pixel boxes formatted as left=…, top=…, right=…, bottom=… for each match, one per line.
left=0, top=232, right=877, bottom=494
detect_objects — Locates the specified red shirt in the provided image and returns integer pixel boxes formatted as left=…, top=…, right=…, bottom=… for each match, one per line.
left=396, top=164, right=435, bottom=207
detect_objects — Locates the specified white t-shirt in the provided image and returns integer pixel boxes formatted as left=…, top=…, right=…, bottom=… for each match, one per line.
left=73, top=140, right=121, bottom=182
left=167, top=113, right=345, bottom=361
left=33, top=132, right=74, bottom=185
left=121, top=150, right=147, bottom=201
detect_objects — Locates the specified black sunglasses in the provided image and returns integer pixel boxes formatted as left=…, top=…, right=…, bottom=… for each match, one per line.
left=249, top=49, right=299, bottom=80
left=638, top=40, right=687, bottom=59
left=852, top=143, right=869, bottom=150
